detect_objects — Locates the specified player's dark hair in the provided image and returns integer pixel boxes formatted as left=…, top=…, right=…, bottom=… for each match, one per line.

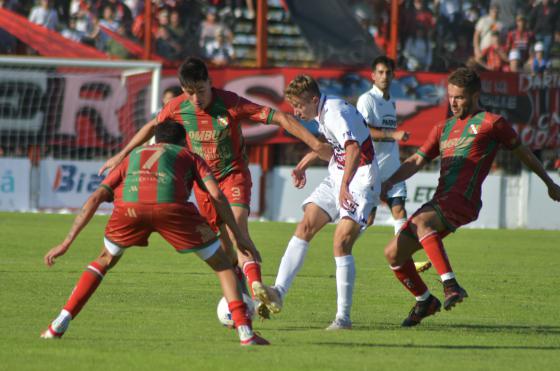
left=163, top=86, right=183, bottom=98
left=285, top=74, right=321, bottom=101
left=155, top=120, right=186, bottom=145
left=448, top=67, right=481, bottom=95
left=178, top=57, right=209, bottom=88
left=371, top=55, right=395, bottom=72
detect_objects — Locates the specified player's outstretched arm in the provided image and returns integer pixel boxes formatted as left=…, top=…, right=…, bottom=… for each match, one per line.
left=98, top=119, right=158, bottom=175
left=369, top=127, right=410, bottom=142
left=271, top=111, right=332, bottom=161
left=203, top=178, right=258, bottom=258
left=382, top=153, right=427, bottom=197
left=513, top=145, right=560, bottom=201
left=44, top=187, right=112, bottom=267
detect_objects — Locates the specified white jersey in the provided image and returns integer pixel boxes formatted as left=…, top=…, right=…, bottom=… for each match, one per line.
left=356, top=84, right=401, bottom=181
left=304, top=95, right=380, bottom=227
left=315, top=95, right=374, bottom=175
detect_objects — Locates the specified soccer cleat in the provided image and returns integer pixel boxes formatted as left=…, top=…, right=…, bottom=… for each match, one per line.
left=255, top=300, right=271, bottom=320
left=414, top=261, right=432, bottom=273
left=240, top=333, right=270, bottom=346
left=40, top=325, right=64, bottom=339
left=252, top=282, right=283, bottom=314
left=443, top=283, right=469, bottom=310
left=325, top=317, right=352, bottom=330
left=401, top=295, right=442, bottom=327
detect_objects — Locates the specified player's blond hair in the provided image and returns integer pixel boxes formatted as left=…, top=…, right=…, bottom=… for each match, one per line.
left=285, top=74, right=321, bottom=102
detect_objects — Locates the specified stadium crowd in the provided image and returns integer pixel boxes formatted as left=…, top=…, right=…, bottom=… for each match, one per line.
left=1, top=0, right=559, bottom=72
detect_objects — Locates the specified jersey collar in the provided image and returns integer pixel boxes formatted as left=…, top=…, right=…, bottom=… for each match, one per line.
left=371, top=84, right=390, bottom=100
left=315, top=94, right=327, bottom=123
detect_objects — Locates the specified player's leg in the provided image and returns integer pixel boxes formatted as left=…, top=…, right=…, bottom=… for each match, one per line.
left=388, top=197, right=431, bottom=273
left=41, top=246, right=123, bottom=339
left=225, top=205, right=265, bottom=297
left=384, top=221, right=441, bottom=327
left=257, top=202, right=331, bottom=315
left=201, top=242, right=269, bottom=346
left=414, top=203, right=468, bottom=310
left=325, top=217, right=362, bottom=330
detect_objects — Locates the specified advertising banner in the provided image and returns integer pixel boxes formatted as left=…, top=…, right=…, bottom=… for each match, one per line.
left=39, top=159, right=109, bottom=210
left=0, top=158, right=30, bottom=211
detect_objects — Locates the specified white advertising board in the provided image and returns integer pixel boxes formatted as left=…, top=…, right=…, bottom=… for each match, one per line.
left=39, top=159, right=109, bottom=210
left=0, top=158, right=31, bottom=211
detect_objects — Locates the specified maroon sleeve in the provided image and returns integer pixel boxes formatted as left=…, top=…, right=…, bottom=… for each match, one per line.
left=234, top=95, right=275, bottom=125
left=492, top=117, right=521, bottom=150
left=417, top=124, right=442, bottom=160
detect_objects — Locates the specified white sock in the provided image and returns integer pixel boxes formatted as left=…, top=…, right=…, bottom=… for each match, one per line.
left=415, top=290, right=431, bottom=302
left=51, top=309, right=72, bottom=333
left=237, top=325, right=254, bottom=342
left=335, top=255, right=355, bottom=321
left=274, top=236, right=309, bottom=298
left=394, top=218, right=407, bottom=235
left=441, top=272, right=456, bottom=281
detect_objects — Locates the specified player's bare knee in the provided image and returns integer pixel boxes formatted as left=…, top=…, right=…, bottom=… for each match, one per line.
left=384, top=243, right=399, bottom=265
left=295, top=220, right=317, bottom=240
left=97, top=249, right=120, bottom=270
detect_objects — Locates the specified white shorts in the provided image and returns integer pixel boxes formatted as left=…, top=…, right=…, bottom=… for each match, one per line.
left=385, top=180, right=407, bottom=199
left=104, top=238, right=221, bottom=261
left=302, top=165, right=380, bottom=228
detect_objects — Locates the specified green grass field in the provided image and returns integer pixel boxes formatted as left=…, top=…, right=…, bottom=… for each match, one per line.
left=1, top=212, right=559, bottom=370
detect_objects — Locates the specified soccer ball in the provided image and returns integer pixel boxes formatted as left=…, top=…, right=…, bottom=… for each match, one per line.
left=216, top=293, right=255, bottom=328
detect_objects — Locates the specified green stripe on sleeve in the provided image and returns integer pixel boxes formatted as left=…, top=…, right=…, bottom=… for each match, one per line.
left=266, top=109, right=276, bottom=125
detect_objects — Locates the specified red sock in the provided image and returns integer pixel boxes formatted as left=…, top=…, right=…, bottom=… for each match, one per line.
left=242, top=261, right=261, bottom=295
left=63, top=261, right=106, bottom=318
left=420, top=231, right=453, bottom=276
left=228, top=300, right=251, bottom=328
left=391, top=259, right=428, bottom=297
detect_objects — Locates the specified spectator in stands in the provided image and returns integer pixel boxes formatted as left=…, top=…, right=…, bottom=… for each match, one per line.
left=505, top=14, right=534, bottom=64
left=528, top=0, right=559, bottom=60
left=29, top=0, right=59, bottom=30
left=70, top=0, right=95, bottom=38
left=200, top=7, right=232, bottom=52
left=156, top=25, right=182, bottom=60
left=403, top=26, right=432, bottom=71
left=402, top=0, right=435, bottom=41
left=435, top=0, right=462, bottom=43
left=61, top=15, right=88, bottom=42
left=529, top=41, right=552, bottom=73
left=205, top=26, right=236, bottom=66
left=99, top=5, right=120, bottom=32
left=506, top=48, right=522, bottom=72
left=549, top=30, right=560, bottom=70
left=473, top=4, right=503, bottom=60
left=95, top=0, right=132, bottom=27
left=477, top=30, right=509, bottom=71
left=167, top=9, right=186, bottom=45
left=106, top=23, right=132, bottom=58
left=491, top=0, right=518, bottom=32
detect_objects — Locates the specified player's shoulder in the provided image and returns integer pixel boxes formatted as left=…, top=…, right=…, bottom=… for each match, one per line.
left=164, top=94, right=188, bottom=114
left=213, top=88, right=242, bottom=107
left=324, top=95, right=355, bottom=113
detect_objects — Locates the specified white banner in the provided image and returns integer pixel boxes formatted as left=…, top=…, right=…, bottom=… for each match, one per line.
left=0, top=158, right=31, bottom=211
left=39, top=159, right=109, bottom=210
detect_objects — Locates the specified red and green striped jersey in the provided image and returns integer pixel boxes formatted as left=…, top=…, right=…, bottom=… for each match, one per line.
left=156, top=88, right=275, bottom=181
left=101, top=143, right=214, bottom=205
left=418, top=111, right=520, bottom=206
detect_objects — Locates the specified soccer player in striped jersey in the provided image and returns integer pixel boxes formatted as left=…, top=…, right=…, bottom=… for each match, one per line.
left=99, top=57, right=331, bottom=314
left=381, top=68, right=560, bottom=327
left=356, top=56, right=430, bottom=273
left=41, top=121, right=269, bottom=345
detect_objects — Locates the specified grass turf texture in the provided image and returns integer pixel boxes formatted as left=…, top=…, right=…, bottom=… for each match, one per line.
left=1, top=212, right=559, bottom=370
